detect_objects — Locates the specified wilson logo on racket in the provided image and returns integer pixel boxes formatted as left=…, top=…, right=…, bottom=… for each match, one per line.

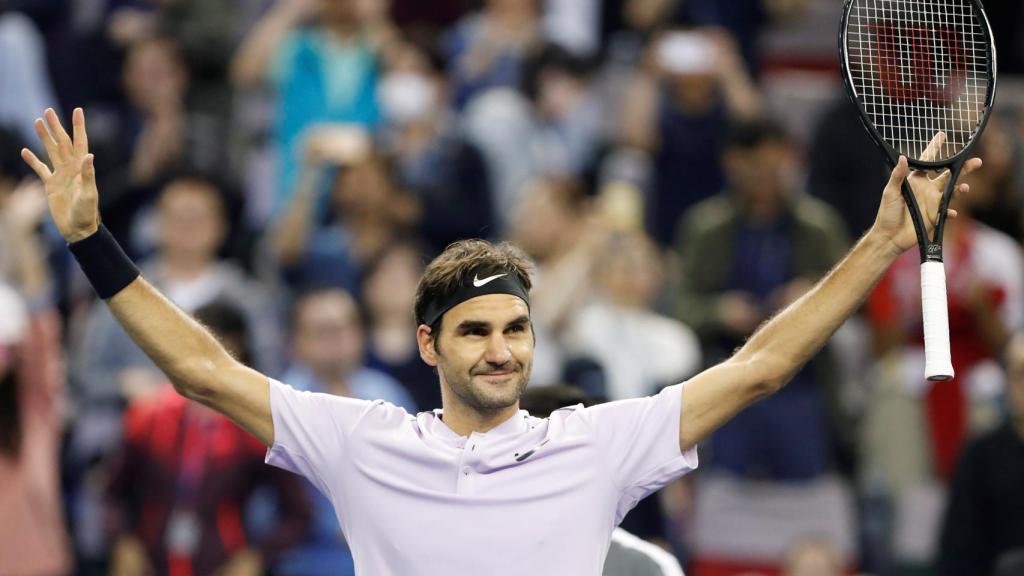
left=868, top=22, right=967, bottom=105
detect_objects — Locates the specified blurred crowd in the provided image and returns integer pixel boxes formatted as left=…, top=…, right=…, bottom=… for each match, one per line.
left=1, top=0, right=1023, bottom=575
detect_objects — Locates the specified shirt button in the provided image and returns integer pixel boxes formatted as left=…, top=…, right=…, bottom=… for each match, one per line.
left=462, top=466, right=471, bottom=476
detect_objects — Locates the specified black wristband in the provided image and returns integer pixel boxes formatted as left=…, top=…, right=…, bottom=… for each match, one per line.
left=68, top=225, right=141, bottom=300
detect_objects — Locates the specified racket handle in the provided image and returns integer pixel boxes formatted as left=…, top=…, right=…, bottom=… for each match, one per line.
left=921, top=261, right=954, bottom=381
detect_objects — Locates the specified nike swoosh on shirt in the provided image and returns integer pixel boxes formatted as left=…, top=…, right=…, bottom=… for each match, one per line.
left=473, top=273, right=508, bottom=287
left=514, top=438, right=550, bottom=462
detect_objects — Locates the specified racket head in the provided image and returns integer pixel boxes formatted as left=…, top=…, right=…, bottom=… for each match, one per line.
left=839, top=0, right=997, bottom=170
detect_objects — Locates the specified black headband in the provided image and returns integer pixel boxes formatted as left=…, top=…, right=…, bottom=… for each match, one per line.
left=422, top=271, right=530, bottom=327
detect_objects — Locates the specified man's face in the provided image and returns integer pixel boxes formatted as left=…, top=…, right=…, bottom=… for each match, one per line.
left=724, top=140, right=791, bottom=208
left=422, top=294, right=534, bottom=413
left=123, top=38, right=187, bottom=112
left=157, top=181, right=226, bottom=262
left=294, top=291, right=364, bottom=378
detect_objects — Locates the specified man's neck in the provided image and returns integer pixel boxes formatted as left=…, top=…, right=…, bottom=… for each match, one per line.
left=312, top=367, right=354, bottom=396
left=440, top=400, right=520, bottom=437
left=327, top=22, right=359, bottom=42
left=161, top=255, right=213, bottom=281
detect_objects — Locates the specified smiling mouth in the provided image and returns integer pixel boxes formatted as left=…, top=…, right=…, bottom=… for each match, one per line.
left=476, top=371, right=515, bottom=380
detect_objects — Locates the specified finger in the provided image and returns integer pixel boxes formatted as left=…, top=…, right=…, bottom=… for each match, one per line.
left=956, top=182, right=970, bottom=197
left=20, top=148, right=52, bottom=181
left=920, top=131, right=946, bottom=162
left=34, top=118, right=60, bottom=163
left=947, top=209, right=958, bottom=220
left=79, top=154, right=99, bottom=203
left=44, top=108, right=74, bottom=159
left=961, top=157, right=983, bottom=177
left=885, top=155, right=910, bottom=195
left=72, top=108, right=89, bottom=158
left=78, top=152, right=99, bottom=206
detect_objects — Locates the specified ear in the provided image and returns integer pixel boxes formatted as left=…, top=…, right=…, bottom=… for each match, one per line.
left=417, top=324, right=439, bottom=367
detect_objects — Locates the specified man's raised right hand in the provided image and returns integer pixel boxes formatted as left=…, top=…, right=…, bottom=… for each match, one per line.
left=21, top=108, right=100, bottom=243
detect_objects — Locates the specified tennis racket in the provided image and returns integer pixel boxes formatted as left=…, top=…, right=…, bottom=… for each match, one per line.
left=839, top=0, right=997, bottom=381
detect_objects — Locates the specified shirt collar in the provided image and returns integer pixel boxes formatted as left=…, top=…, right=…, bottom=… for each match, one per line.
left=422, top=407, right=531, bottom=444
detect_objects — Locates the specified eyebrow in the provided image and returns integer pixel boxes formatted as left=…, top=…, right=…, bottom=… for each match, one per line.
left=454, top=315, right=531, bottom=334
left=506, top=315, right=530, bottom=329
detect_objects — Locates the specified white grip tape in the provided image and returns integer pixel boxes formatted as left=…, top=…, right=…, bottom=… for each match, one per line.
left=921, top=261, right=954, bottom=381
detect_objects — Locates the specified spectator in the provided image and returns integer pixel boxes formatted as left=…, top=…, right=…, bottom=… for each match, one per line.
left=101, top=0, right=245, bottom=117
left=444, top=0, right=543, bottom=109
left=860, top=117, right=1024, bottom=572
left=461, top=43, right=604, bottom=234
left=867, top=121, right=1024, bottom=482
left=521, top=43, right=604, bottom=179
left=565, top=230, right=701, bottom=400
left=806, top=94, right=890, bottom=239
left=0, top=9, right=60, bottom=148
left=0, top=125, right=39, bottom=286
left=282, top=287, right=414, bottom=410
left=380, top=38, right=495, bottom=252
left=107, top=300, right=311, bottom=576
left=96, top=35, right=229, bottom=252
left=232, top=0, right=391, bottom=209
left=71, top=176, right=281, bottom=490
left=276, top=287, right=413, bottom=575
left=0, top=119, right=75, bottom=574
left=676, top=0, right=810, bottom=78
left=362, top=241, right=442, bottom=411
left=618, top=27, right=761, bottom=245
left=937, top=334, right=1024, bottom=576
left=676, top=119, right=856, bottom=570
left=961, top=114, right=1024, bottom=242
left=509, top=177, right=611, bottom=386
left=270, top=140, right=420, bottom=292
left=158, top=0, right=251, bottom=121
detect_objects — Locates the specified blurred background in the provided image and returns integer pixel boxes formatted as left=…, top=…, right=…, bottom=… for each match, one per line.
left=0, top=0, right=1023, bottom=575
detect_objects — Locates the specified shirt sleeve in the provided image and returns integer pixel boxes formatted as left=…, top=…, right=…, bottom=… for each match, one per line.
left=264, top=378, right=373, bottom=498
left=576, top=383, right=698, bottom=517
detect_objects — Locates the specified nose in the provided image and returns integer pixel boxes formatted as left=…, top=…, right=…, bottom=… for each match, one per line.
left=483, top=332, right=512, bottom=366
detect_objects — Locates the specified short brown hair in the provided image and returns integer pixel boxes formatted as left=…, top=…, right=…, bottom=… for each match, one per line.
left=414, top=239, right=534, bottom=329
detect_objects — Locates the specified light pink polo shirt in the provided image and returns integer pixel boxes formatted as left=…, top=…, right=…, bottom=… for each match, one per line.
left=266, top=378, right=698, bottom=575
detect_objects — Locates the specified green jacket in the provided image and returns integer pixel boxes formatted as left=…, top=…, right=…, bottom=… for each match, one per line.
left=674, top=192, right=851, bottom=342
left=673, top=191, right=856, bottom=472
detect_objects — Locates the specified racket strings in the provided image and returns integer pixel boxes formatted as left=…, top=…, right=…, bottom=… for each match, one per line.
left=845, top=0, right=990, bottom=161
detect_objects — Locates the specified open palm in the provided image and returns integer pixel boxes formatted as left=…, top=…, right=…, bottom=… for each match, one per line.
left=21, top=108, right=100, bottom=243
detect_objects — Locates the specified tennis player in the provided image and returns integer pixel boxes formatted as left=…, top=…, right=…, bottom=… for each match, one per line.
left=23, top=108, right=981, bottom=574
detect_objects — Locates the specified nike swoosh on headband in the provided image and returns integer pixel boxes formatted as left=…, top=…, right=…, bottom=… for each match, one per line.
left=473, top=273, right=508, bottom=287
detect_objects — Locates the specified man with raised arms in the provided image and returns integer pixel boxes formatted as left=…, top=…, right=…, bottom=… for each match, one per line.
left=22, top=108, right=979, bottom=574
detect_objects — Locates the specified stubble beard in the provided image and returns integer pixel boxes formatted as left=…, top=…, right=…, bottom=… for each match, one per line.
left=439, top=361, right=531, bottom=414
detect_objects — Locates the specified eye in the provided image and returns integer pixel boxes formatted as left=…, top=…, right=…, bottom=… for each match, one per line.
left=467, top=328, right=488, bottom=337
left=506, top=324, right=526, bottom=334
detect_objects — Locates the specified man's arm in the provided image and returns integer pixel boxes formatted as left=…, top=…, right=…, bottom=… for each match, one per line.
left=22, top=108, right=274, bottom=446
left=678, top=135, right=983, bottom=451
left=108, top=279, right=272, bottom=444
